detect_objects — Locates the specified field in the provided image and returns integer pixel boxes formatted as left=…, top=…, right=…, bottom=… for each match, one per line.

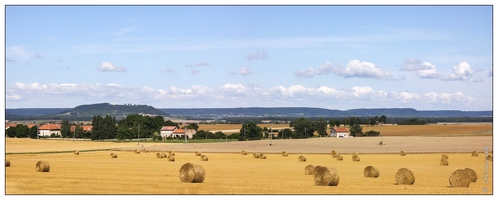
left=4, top=124, right=494, bottom=195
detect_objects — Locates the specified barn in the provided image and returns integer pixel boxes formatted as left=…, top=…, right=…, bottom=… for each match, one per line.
left=329, top=127, right=349, bottom=137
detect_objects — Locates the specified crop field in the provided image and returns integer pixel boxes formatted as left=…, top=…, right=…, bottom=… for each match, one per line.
left=198, top=123, right=493, bottom=136
left=4, top=123, right=494, bottom=195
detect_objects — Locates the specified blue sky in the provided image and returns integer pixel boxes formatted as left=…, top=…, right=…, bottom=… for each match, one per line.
left=3, top=5, right=494, bottom=110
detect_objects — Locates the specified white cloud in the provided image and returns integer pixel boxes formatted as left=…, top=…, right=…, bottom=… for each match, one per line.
left=7, top=82, right=484, bottom=110
left=98, top=62, right=128, bottom=72
left=424, top=91, right=475, bottom=104
left=7, top=46, right=30, bottom=60
left=240, top=67, right=253, bottom=76
left=294, top=67, right=316, bottom=78
left=295, top=61, right=394, bottom=80
left=440, top=62, right=473, bottom=81
left=398, top=92, right=420, bottom=102
left=246, top=51, right=269, bottom=60
left=185, top=61, right=210, bottom=67
left=219, top=83, right=248, bottom=95
left=6, top=93, right=23, bottom=101
left=416, top=62, right=439, bottom=78
left=339, top=60, right=392, bottom=79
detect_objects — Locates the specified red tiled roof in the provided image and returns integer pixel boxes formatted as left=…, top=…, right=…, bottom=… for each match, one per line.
left=39, top=124, right=61, bottom=130
left=70, top=125, right=93, bottom=132
left=333, top=127, right=349, bottom=133
left=5, top=123, right=17, bottom=128
left=161, top=126, right=177, bottom=131
left=173, top=129, right=186, bottom=134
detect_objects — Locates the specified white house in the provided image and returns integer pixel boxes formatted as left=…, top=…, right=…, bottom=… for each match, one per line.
left=39, top=124, right=61, bottom=137
left=330, top=127, right=349, bottom=137
left=160, top=126, right=177, bottom=138
left=171, top=128, right=196, bottom=139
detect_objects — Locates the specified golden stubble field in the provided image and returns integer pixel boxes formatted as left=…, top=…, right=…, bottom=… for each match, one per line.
left=4, top=123, right=494, bottom=195
left=5, top=150, right=492, bottom=194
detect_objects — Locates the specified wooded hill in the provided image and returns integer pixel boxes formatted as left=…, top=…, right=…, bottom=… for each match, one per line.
left=6, top=103, right=167, bottom=121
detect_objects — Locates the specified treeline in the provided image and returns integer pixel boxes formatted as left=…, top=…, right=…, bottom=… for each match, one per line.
left=218, top=116, right=492, bottom=124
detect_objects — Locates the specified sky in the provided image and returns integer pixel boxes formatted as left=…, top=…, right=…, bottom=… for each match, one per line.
left=3, top=4, right=494, bottom=111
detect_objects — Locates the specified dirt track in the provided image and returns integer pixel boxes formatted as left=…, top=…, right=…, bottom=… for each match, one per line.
left=120, top=136, right=493, bottom=154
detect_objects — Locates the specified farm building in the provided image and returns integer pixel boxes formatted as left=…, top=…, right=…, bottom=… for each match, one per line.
left=70, top=125, right=93, bottom=133
left=160, top=126, right=177, bottom=138
left=330, top=127, right=349, bottom=137
left=171, top=128, right=196, bottom=139
left=39, top=124, right=61, bottom=137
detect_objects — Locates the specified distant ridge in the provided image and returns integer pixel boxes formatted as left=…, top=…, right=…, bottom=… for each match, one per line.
left=6, top=104, right=492, bottom=121
left=160, top=107, right=492, bottom=118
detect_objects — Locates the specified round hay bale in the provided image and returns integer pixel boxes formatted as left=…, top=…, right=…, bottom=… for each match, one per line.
left=440, top=158, right=449, bottom=166
left=135, top=150, right=140, bottom=154
left=486, top=154, right=493, bottom=161
left=253, top=153, right=260, bottom=158
left=282, top=151, right=289, bottom=157
left=74, top=150, right=79, bottom=155
left=260, top=155, right=267, bottom=159
left=156, top=152, right=162, bottom=158
left=169, top=151, right=175, bottom=156
left=400, top=151, right=407, bottom=156
left=395, top=168, right=415, bottom=185
left=200, top=155, right=208, bottom=161
left=313, top=166, right=340, bottom=186
left=449, top=169, right=472, bottom=187
left=195, top=151, right=202, bottom=156
left=304, top=165, right=315, bottom=175
left=441, top=154, right=449, bottom=160
left=463, top=168, right=477, bottom=182
left=179, top=163, right=206, bottom=183
left=35, top=161, right=50, bottom=172
left=110, top=153, right=117, bottom=158
left=336, top=155, right=343, bottom=161
left=331, top=150, right=338, bottom=158
left=241, top=150, right=247, bottom=155
left=364, top=166, right=380, bottom=178
left=168, top=156, right=176, bottom=162
left=471, top=151, right=479, bottom=157
left=6, top=159, right=10, bottom=167
left=298, top=155, right=306, bottom=162
left=352, top=155, right=360, bottom=162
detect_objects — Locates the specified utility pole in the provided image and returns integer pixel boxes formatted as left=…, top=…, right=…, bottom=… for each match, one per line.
left=184, top=126, right=187, bottom=144
left=270, top=123, right=273, bottom=146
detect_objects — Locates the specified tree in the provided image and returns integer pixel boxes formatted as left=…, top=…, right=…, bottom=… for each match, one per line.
left=74, top=124, right=84, bottom=139
left=214, top=131, right=226, bottom=139
left=290, top=117, right=315, bottom=138
left=240, top=122, right=262, bottom=140
left=349, top=124, right=363, bottom=137
left=28, top=125, right=38, bottom=139
left=314, top=119, right=328, bottom=137
left=91, top=115, right=117, bottom=140
left=61, top=119, right=71, bottom=138
left=186, top=123, right=199, bottom=132
left=6, top=126, right=16, bottom=138
left=279, top=128, right=292, bottom=139
left=15, top=124, right=29, bottom=138
left=379, top=115, right=387, bottom=125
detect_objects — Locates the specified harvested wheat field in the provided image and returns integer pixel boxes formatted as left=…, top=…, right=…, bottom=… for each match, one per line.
left=4, top=134, right=493, bottom=195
